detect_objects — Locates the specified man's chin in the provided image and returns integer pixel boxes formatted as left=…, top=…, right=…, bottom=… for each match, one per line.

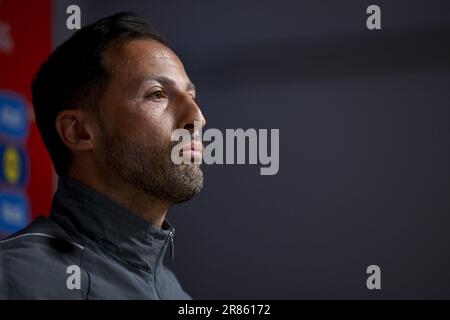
left=169, top=182, right=203, bottom=204
left=167, top=164, right=204, bottom=203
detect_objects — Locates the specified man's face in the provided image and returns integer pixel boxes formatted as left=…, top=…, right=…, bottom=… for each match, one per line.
left=94, top=39, right=206, bottom=204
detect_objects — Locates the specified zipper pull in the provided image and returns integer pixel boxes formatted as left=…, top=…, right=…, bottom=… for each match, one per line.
left=169, top=229, right=175, bottom=260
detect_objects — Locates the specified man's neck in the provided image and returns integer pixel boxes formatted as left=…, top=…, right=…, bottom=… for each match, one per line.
left=67, top=170, right=170, bottom=229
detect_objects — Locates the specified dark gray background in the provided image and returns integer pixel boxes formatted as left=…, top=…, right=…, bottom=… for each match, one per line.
left=55, top=0, right=450, bottom=299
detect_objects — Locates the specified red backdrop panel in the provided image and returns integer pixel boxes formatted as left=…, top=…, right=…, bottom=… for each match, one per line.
left=0, top=0, right=54, bottom=234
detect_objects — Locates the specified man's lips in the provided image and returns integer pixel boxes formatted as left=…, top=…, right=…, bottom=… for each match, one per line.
left=179, top=142, right=203, bottom=159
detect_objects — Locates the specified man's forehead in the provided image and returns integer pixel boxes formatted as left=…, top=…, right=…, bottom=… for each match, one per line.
left=110, top=39, right=182, bottom=69
left=105, top=39, right=189, bottom=84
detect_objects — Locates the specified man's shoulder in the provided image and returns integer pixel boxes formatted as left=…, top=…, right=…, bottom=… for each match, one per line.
left=0, top=217, right=88, bottom=299
left=0, top=216, right=84, bottom=254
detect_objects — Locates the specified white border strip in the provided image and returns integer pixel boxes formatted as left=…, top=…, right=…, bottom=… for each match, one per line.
left=0, top=233, right=84, bottom=250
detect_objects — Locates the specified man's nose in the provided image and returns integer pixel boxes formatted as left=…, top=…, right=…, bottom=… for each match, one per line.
left=178, top=96, right=206, bottom=133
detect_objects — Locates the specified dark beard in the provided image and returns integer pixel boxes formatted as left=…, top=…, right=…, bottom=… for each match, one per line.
left=98, top=122, right=203, bottom=204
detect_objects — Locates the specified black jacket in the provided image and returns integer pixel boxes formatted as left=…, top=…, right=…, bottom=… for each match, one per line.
left=0, top=176, right=192, bottom=300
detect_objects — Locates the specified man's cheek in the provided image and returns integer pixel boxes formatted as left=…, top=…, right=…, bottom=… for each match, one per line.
left=139, top=127, right=172, bottom=152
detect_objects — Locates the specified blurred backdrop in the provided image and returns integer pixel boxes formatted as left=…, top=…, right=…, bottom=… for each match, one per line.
left=2, top=0, right=450, bottom=298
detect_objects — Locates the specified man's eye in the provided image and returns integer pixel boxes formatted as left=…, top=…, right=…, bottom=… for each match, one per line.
left=146, top=90, right=165, bottom=100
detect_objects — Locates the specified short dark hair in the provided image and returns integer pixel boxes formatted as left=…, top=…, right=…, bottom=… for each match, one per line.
left=32, top=12, right=166, bottom=175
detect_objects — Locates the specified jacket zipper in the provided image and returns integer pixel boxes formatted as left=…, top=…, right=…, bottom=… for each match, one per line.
left=153, top=228, right=175, bottom=300
left=169, top=229, right=175, bottom=260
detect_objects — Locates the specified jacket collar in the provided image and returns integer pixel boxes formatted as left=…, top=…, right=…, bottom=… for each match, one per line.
left=50, top=176, right=174, bottom=273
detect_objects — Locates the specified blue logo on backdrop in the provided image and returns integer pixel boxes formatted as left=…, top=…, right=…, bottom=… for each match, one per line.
left=0, top=192, right=30, bottom=233
left=0, top=91, right=29, bottom=140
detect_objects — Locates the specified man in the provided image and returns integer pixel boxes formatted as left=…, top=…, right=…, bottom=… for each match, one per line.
left=0, top=12, right=205, bottom=299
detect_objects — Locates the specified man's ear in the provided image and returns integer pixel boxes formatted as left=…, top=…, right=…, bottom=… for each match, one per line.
left=55, top=109, right=96, bottom=152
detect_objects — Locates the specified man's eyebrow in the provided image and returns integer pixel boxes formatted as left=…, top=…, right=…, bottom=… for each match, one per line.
left=139, top=76, right=196, bottom=92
